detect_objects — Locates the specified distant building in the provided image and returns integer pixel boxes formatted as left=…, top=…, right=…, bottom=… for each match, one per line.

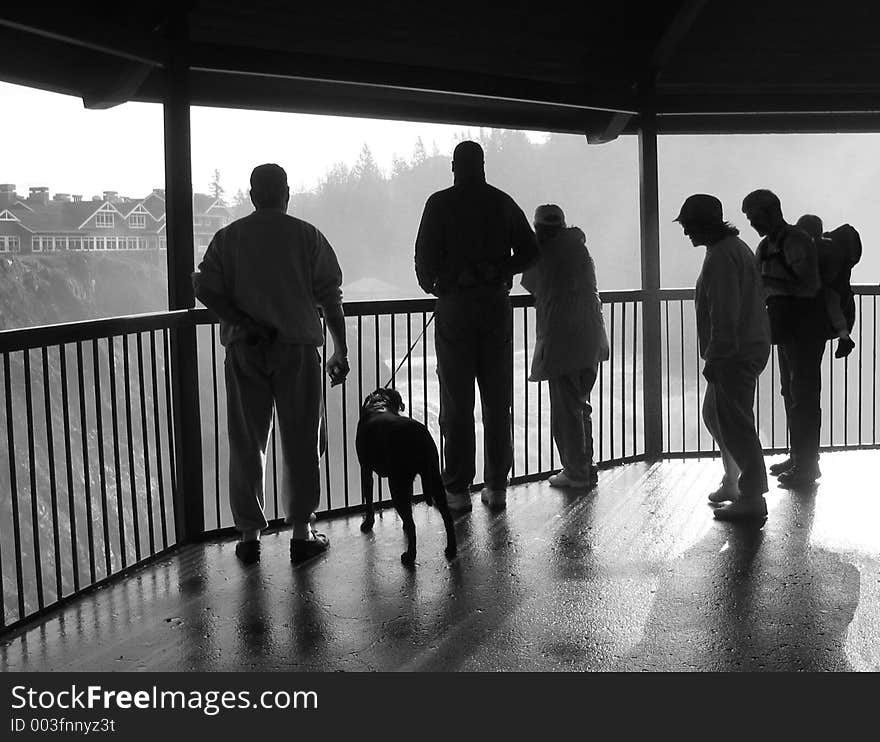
left=0, top=184, right=232, bottom=257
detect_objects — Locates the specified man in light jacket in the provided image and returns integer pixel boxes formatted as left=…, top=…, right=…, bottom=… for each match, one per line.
left=521, top=204, right=609, bottom=489
left=192, top=163, right=349, bottom=564
left=676, top=194, right=771, bottom=521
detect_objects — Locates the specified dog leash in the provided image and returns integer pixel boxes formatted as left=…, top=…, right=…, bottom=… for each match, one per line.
left=383, top=313, right=435, bottom=388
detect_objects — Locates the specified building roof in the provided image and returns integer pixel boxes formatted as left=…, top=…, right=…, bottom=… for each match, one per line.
left=0, top=189, right=221, bottom=233
left=2, top=2, right=880, bottom=136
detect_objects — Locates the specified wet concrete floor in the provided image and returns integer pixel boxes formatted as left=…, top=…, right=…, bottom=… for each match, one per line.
left=2, top=451, right=879, bottom=671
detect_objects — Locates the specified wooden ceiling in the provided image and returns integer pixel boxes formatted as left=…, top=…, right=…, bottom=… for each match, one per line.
left=2, top=1, right=879, bottom=136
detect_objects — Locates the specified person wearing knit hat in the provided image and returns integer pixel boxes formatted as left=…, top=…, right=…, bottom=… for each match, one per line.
left=676, top=194, right=770, bottom=521
left=522, top=204, right=609, bottom=490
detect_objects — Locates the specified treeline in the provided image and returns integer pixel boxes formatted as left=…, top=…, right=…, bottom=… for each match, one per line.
left=223, top=130, right=645, bottom=298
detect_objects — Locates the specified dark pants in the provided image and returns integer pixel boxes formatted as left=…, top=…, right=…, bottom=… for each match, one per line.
left=773, top=298, right=827, bottom=468
left=548, top=367, right=598, bottom=481
left=435, top=289, right=513, bottom=492
left=711, top=360, right=768, bottom=499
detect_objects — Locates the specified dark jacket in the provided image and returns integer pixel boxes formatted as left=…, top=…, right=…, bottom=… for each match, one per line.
left=414, top=181, right=538, bottom=296
left=695, top=235, right=770, bottom=369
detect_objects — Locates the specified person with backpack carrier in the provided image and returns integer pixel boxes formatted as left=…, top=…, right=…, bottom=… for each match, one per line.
left=795, top=214, right=860, bottom=359
left=742, top=190, right=824, bottom=489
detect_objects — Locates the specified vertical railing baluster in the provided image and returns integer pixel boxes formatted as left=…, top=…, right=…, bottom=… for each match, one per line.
left=322, top=315, right=331, bottom=509
left=3, top=352, right=25, bottom=620
left=828, top=339, right=834, bottom=447
left=679, top=300, right=685, bottom=454
left=610, top=302, right=615, bottom=460
left=632, top=301, right=638, bottom=457
left=162, top=329, right=178, bottom=510
left=621, top=301, right=626, bottom=459
left=523, top=305, right=529, bottom=474
left=858, top=296, right=863, bottom=444
left=210, top=324, right=220, bottom=529
left=136, top=334, right=156, bottom=556
left=76, top=342, right=96, bottom=583
left=107, top=336, right=126, bottom=570
left=150, top=331, right=169, bottom=550
left=23, top=349, right=45, bottom=610
left=390, top=313, right=396, bottom=390
left=122, top=335, right=141, bottom=563
left=271, top=410, right=278, bottom=520
left=664, top=300, right=671, bottom=451
left=59, top=344, right=80, bottom=592
left=90, top=338, right=110, bottom=574
left=770, top=348, right=776, bottom=448
left=422, top=312, right=428, bottom=426
left=41, top=346, right=62, bottom=601
left=406, top=313, right=413, bottom=415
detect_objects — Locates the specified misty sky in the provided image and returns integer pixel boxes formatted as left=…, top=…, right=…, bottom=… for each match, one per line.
left=2, top=79, right=878, bottom=288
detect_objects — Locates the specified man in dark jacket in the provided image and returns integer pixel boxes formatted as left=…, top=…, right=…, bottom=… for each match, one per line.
left=414, top=141, right=538, bottom=511
left=742, top=189, right=824, bottom=488
left=677, top=194, right=771, bottom=521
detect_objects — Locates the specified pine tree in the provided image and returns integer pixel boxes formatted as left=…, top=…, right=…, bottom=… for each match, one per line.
left=209, top=169, right=225, bottom=203
left=412, top=137, right=427, bottom=165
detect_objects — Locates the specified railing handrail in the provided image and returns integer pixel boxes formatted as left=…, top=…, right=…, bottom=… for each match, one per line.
left=0, top=310, right=194, bottom=354
left=2, top=284, right=878, bottom=353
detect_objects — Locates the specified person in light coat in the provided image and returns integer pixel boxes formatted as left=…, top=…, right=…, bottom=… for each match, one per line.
left=521, top=204, right=609, bottom=489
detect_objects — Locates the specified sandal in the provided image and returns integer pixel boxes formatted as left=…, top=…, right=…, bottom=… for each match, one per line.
left=290, top=532, right=330, bottom=564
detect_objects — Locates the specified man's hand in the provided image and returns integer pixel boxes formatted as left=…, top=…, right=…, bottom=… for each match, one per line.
left=326, top=351, right=350, bottom=387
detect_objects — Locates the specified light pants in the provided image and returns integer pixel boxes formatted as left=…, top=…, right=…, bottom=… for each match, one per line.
left=702, top=361, right=768, bottom=500
left=225, top=341, right=324, bottom=533
left=548, top=367, right=598, bottom=481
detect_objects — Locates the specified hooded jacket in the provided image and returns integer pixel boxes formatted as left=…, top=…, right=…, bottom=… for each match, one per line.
left=521, top=226, right=609, bottom=380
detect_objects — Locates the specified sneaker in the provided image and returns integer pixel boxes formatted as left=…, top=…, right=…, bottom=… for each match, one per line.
left=776, top=464, right=821, bottom=489
left=548, top=470, right=591, bottom=488
left=445, top=490, right=472, bottom=513
left=480, top=487, right=507, bottom=509
left=290, top=532, right=330, bottom=564
left=713, top=497, right=768, bottom=522
left=234, top=539, right=261, bottom=565
left=768, top=457, right=795, bottom=476
left=707, top=483, right=738, bottom=504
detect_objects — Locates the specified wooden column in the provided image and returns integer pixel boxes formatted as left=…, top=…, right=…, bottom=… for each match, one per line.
left=638, top=112, right=664, bottom=459
left=164, top=10, right=204, bottom=541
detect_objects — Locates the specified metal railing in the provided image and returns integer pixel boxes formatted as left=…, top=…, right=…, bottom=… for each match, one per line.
left=658, top=286, right=880, bottom=455
left=0, top=313, right=185, bottom=631
left=1, top=286, right=877, bottom=632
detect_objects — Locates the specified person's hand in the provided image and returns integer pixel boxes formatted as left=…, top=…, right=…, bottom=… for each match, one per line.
left=326, top=351, right=349, bottom=386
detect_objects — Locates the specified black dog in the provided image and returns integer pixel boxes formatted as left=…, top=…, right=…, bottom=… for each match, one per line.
left=356, top=388, right=456, bottom=565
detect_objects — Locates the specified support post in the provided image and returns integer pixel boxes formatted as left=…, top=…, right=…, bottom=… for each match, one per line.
left=638, top=112, right=664, bottom=459
left=164, top=10, right=204, bottom=542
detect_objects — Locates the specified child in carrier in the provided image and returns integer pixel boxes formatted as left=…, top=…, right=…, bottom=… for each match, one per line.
left=796, top=214, right=856, bottom=358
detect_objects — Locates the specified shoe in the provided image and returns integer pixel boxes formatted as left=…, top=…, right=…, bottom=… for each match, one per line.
left=776, top=464, right=821, bottom=489
left=480, top=487, right=507, bottom=509
left=768, top=457, right=795, bottom=476
left=835, top=336, right=856, bottom=359
left=707, top=483, right=738, bottom=504
left=290, top=532, right=330, bottom=564
left=713, top=497, right=768, bottom=522
left=234, top=539, right=261, bottom=565
left=445, top=490, right=473, bottom=513
left=548, top=470, right=591, bottom=488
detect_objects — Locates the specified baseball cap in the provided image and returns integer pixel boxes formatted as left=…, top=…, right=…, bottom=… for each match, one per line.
left=674, top=194, right=723, bottom=224
left=534, top=204, right=566, bottom=227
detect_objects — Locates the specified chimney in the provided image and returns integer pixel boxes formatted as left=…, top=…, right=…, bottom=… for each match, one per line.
left=103, top=190, right=119, bottom=203
left=152, top=188, right=165, bottom=199
left=0, top=184, right=15, bottom=204
left=29, top=187, right=49, bottom=205
left=71, top=194, right=82, bottom=203
left=53, top=193, right=71, bottom=202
